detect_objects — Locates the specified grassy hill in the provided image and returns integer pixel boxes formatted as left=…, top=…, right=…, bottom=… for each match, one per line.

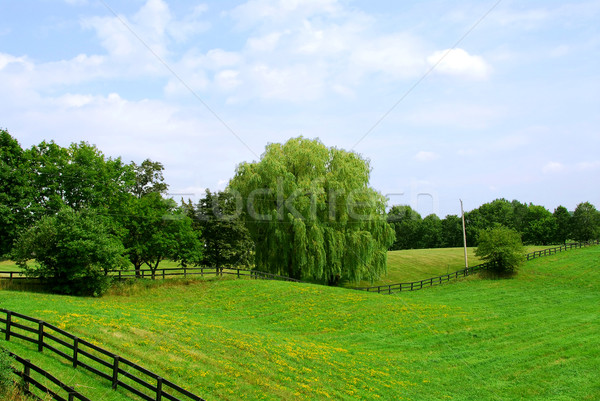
left=349, top=245, right=550, bottom=287
left=1, top=246, right=599, bottom=400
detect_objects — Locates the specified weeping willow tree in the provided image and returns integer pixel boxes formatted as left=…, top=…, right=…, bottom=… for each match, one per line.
left=228, top=137, right=395, bottom=285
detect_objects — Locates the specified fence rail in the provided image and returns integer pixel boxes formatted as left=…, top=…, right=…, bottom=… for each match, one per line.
left=1, top=265, right=302, bottom=284
left=7, top=351, right=92, bottom=401
left=524, top=240, right=599, bottom=261
left=352, top=261, right=495, bottom=294
left=354, top=240, right=599, bottom=294
left=0, top=309, right=206, bottom=401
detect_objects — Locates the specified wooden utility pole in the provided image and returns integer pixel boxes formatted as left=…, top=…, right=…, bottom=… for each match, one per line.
left=460, top=199, right=468, bottom=269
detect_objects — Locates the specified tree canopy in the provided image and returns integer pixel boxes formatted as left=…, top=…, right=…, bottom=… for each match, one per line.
left=192, top=190, right=253, bottom=270
left=13, top=208, right=128, bottom=295
left=475, top=226, right=525, bottom=274
left=228, top=137, right=395, bottom=285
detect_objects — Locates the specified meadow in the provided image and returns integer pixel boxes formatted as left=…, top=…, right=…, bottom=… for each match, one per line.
left=349, top=245, right=549, bottom=288
left=1, top=246, right=599, bottom=400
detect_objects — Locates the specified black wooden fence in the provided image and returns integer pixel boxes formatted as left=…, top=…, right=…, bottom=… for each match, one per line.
left=0, top=266, right=301, bottom=283
left=106, top=266, right=302, bottom=283
left=0, top=309, right=206, bottom=401
left=525, top=240, right=599, bottom=261
left=7, top=350, right=92, bottom=401
left=353, top=240, right=600, bottom=295
left=352, top=261, right=496, bottom=294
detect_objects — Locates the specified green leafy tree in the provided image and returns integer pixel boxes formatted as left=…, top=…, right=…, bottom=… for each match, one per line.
left=475, top=226, right=525, bottom=274
left=23, top=140, right=70, bottom=217
left=522, top=205, right=556, bottom=245
left=120, top=193, right=202, bottom=278
left=420, top=214, right=442, bottom=249
left=130, top=159, right=168, bottom=198
left=553, top=206, right=572, bottom=244
left=195, top=190, right=254, bottom=270
left=387, top=205, right=422, bottom=250
left=229, top=137, right=394, bottom=285
left=13, top=208, right=127, bottom=295
left=571, top=202, right=600, bottom=241
left=0, top=130, right=36, bottom=257
left=441, top=214, right=463, bottom=248
left=24, top=141, right=133, bottom=215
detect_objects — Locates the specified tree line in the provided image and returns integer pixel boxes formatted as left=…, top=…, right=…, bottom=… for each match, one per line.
left=0, top=129, right=252, bottom=295
left=387, top=198, right=600, bottom=251
left=3, top=128, right=597, bottom=294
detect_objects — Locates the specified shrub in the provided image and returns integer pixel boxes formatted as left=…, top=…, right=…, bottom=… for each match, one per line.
left=475, top=226, right=525, bottom=274
left=12, top=207, right=127, bottom=296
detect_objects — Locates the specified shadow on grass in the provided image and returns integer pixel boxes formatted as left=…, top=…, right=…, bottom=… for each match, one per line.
left=0, top=279, right=50, bottom=294
left=478, top=269, right=519, bottom=280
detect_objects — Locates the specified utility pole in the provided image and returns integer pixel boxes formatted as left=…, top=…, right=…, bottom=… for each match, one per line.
left=460, top=199, right=468, bottom=269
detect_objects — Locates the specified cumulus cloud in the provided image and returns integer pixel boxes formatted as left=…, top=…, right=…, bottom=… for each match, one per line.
left=427, top=48, right=492, bottom=80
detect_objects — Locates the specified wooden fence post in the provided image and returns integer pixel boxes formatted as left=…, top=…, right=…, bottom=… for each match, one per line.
left=156, top=377, right=163, bottom=401
left=5, top=311, right=11, bottom=341
left=23, top=359, right=31, bottom=392
left=38, top=321, right=44, bottom=352
left=112, top=356, right=120, bottom=390
left=73, top=337, right=79, bottom=368
left=67, top=386, right=76, bottom=401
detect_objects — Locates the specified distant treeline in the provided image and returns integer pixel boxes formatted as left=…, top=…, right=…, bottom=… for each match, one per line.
left=387, top=199, right=600, bottom=250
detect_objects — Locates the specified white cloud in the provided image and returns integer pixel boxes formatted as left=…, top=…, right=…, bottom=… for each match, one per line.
left=246, top=32, right=284, bottom=52
left=427, top=48, right=491, bottom=80
left=542, top=162, right=565, bottom=173
left=231, top=0, right=340, bottom=27
left=414, top=151, right=439, bottom=162
left=215, top=70, right=242, bottom=91
left=248, top=63, right=325, bottom=101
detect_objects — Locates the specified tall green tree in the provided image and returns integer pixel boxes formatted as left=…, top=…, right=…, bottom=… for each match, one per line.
left=0, top=130, right=35, bottom=257
left=229, top=137, right=394, bottom=285
left=130, top=159, right=168, bottom=198
left=420, top=214, right=442, bottom=249
left=13, top=208, right=127, bottom=295
left=387, top=205, right=422, bottom=250
left=195, top=190, right=253, bottom=270
left=441, top=215, right=463, bottom=248
left=120, top=193, right=202, bottom=278
left=571, top=202, right=600, bottom=241
left=553, top=206, right=572, bottom=244
left=522, top=205, right=556, bottom=245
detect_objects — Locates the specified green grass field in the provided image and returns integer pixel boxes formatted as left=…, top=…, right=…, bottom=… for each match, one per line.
left=349, top=245, right=549, bottom=287
left=1, top=246, right=598, bottom=400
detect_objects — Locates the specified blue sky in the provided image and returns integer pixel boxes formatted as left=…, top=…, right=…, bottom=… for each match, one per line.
left=1, top=0, right=599, bottom=217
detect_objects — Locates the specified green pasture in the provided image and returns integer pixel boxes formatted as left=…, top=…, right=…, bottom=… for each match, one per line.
left=1, top=246, right=599, bottom=400
left=349, top=245, right=549, bottom=287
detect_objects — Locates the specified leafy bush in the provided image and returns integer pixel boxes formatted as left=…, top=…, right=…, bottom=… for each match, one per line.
left=475, top=226, right=525, bottom=274
left=13, top=207, right=127, bottom=296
